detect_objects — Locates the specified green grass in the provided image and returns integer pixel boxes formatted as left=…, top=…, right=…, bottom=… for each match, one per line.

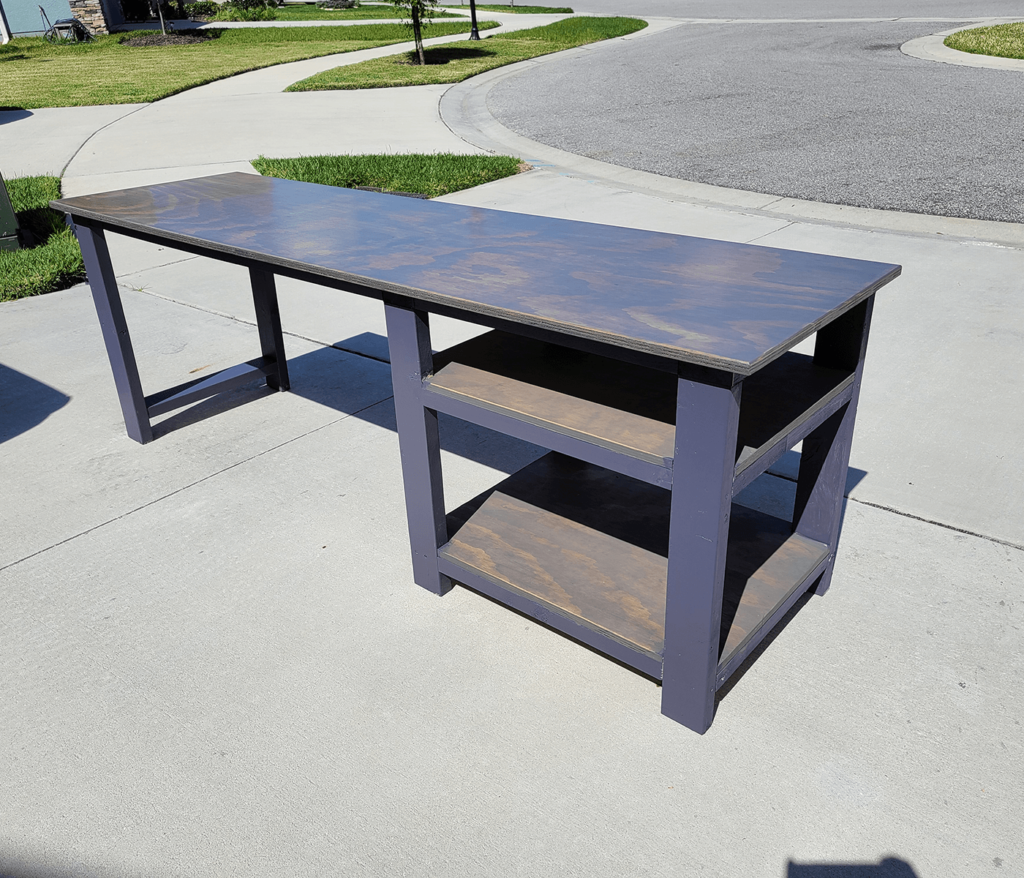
left=287, top=15, right=644, bottom=90
left=276, top=5, right=463, bottom=18
left=0, top=177, right=85, bottom=302
left=448, top=4, right=574, bottom=12
left=0, top=154, right=522, bottom=301
left=252, top=152, right=523, bottom=197
left=944, top=22, right=1024, bottom=60
left=0, top=21, right=490, bottom=109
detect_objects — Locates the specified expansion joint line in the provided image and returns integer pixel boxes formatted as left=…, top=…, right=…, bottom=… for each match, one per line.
left=767, top=472, right=1024, bottom=552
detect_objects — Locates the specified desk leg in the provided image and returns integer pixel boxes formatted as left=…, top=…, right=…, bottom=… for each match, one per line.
left=250, top=267, right=289, bottom=392
left=75, top=220, right=153, bottom=444
left=661, top=370, right=741, bottom=734
left=384, top=299, right=452, bottom=596
left=794, top=297, right=874, bottom=596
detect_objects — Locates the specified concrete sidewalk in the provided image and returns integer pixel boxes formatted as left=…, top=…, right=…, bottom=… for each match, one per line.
left=2, top=17, right=1022, bottom=878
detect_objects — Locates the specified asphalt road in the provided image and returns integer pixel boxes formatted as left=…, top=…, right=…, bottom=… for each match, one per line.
left=487, top=12, right=1024, bottom=223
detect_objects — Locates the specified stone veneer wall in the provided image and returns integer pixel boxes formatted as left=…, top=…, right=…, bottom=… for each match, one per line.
left=68, top=0, right=109, bottom=33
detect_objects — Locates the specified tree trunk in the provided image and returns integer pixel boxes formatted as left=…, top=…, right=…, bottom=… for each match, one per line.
left=411, top=3, right=425, bottom=65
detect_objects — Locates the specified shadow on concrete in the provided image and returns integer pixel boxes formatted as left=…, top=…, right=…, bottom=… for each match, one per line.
left=148, top=338, right=545, bottom=475
left=787, top=857, right=920, bottom=877
left=0, top=363, right=71, bottom=444
left=770, top=448, right=867, bottom=495
left=0, top=108, right=32, bottom=118
left=145, top=331, right=871, bottom=492
left=332, top=330, right=390, bottom=363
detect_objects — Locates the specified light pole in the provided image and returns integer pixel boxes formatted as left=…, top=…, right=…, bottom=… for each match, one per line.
left=468, top=0, right=479, bottom=40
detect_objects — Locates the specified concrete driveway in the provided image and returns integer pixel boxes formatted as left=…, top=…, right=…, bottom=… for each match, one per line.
left=1, top=11, right=1022, bottom=878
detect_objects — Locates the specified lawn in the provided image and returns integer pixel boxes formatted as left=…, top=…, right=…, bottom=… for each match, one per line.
left=0, top=177, right=85, bottom=302
left=0, top=154, right=523, bottom=300
left=0, top=20, right=492, bottom=109
left=944, top=22, right=1024, bottom=59
left=252, top=152, right=524, bottom=197
left=287, top=15, right=644, bottom=90
left=276, top=4, right=464, bottom=19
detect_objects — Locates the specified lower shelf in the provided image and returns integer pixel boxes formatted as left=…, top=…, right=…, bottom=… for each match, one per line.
left=439, top=453, right=829, bottom=679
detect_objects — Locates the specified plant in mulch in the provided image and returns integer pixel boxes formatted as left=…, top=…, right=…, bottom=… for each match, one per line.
left=185, top=0, right=219, bottom=16
left=119, top=29, right=217, bottom=45
left=212, top=0, right=279, bottom=21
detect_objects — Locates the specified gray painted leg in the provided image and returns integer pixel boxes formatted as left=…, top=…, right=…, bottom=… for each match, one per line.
left=384, top=299, right=452, bottom=596
left=661, top=369, right=741, bottom=733
left=794, top=297, right=874, bottom=596
left=250, top=267, right=289, bottom=391
left=74, top=220, right=153, bottom=444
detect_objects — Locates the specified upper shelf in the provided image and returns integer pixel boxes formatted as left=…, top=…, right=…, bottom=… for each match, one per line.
left=428, top=331, right=854, bottom=487
left=53, top=173, right=900, bottom=374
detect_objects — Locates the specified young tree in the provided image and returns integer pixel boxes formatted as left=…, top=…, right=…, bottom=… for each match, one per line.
left=391, top=0, right=438, bottom=65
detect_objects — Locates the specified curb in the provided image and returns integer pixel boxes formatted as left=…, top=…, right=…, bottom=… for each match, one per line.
left=440, top=19, right=1024, bottom=249
left=901, top=19, right=1024, bottom=72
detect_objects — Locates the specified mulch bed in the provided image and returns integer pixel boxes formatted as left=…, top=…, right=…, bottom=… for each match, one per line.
left=120, top=31, right=215, bottom=46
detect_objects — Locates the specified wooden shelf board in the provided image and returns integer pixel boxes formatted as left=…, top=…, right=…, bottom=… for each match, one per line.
left=430, top=332, right=853, bottom=477
left=440, top=453, right=829, bottom=671
left=431, top=331, right=676, bottom=465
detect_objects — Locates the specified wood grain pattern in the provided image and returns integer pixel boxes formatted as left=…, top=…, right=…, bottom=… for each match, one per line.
left=54, top=173, right=901, bottom=373
left=441, top=453, right=829, bottom=667
left=431, top=331, right=677, bottom=465
left=431, top=331, right=853, bottom=475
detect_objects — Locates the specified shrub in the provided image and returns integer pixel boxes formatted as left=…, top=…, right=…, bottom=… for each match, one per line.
left=317, top=0, right=358, bottom=7
left=185, top=0, right=219, bottom=16
left=212, top=0, right=278, bottom=20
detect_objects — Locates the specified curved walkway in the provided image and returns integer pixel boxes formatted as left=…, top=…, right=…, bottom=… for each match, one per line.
left=0, top=10, right=566, bottom=188
left=49, top=12, right=566, bottom=195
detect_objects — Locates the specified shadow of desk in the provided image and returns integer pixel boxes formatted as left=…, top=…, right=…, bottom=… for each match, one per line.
left=54, top=173, right=901, bottom=734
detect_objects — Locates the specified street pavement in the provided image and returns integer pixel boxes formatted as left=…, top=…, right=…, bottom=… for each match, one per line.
left=488, top=12, right=1024, bottom=222
left=1, top=12, right=1022, bottom=878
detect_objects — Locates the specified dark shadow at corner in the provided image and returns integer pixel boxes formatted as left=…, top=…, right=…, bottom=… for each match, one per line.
left=0, top=363, right=70, bottom=444
left=769, top=447, right=867, bottom=495
left=0, top=850, right=118, bottom=878
left=788, top=857, right=920, bottom=877
left=419, top=45, right=496, bottom=64
left=0, top=108, right=32, bottom=119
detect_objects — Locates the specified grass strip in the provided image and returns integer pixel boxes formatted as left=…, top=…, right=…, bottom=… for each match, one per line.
left=276, top=5, right=463, bottom=18
left=944, top=22, right=1024, bottom=59
left=0, top=21, right=491, bottom=109
left=252, top=152, right=523, bottom=197
left=0, top=177, right=85, bottom=302
left=287, top=15, right=644, bottom=90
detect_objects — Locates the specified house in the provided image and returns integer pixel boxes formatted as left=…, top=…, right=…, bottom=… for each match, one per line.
left=1, top=0, right=125, bottom=36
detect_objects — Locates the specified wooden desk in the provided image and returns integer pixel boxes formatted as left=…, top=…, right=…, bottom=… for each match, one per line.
left=54, top=173, right=901, bottom=733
